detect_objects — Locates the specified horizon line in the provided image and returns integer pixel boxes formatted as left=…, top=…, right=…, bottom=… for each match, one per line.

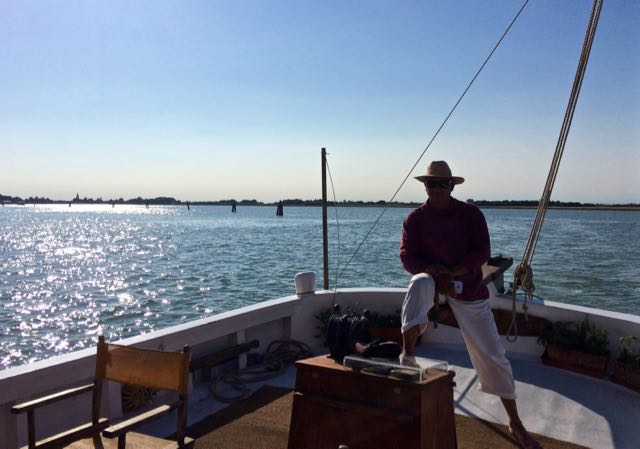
left=1, top=194, right=638, bottom=208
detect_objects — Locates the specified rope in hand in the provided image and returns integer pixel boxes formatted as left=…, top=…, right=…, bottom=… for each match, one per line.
left=507, top=0, right=603, bottom=343
left=209, top=340, right=313, bottom=403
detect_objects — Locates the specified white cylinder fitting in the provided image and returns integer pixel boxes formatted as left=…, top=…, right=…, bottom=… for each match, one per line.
left=294, top=272, right=316, bottom=296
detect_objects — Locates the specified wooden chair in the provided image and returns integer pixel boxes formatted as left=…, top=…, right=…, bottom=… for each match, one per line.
left=11, top=336, right=194, bottom=449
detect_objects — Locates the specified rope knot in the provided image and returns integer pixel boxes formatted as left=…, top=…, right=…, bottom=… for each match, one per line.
left=514, top=263, right=535, bottom=297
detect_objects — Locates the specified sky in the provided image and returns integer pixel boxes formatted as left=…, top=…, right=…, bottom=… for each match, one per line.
left=1, top=0, right=638, bottom=204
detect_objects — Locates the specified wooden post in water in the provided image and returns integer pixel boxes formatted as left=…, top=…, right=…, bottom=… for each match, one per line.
left=321, top=148, right=329, bottom=290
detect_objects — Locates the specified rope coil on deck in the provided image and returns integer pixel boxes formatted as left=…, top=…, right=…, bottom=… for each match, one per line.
left=209, top=340, right=312, bottom=403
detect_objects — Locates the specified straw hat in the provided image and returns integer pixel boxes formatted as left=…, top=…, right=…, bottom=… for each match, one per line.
left=414, top=161, right=464, bottom=185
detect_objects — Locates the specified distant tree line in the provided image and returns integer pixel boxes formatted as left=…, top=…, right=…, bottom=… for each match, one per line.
left=466, top=199, right=640, bottom=209
left=1, top=194, right=637, bottom=209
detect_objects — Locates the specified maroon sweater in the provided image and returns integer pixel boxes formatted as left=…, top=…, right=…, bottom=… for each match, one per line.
left=400, top=198, right=490, bottom=301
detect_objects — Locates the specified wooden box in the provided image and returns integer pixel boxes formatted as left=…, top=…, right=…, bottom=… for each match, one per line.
left=287, top=355, right=457, bottom=449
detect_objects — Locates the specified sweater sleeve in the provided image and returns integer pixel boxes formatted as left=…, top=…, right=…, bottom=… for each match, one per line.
left=399, top=215, right=427, bottom=275
left=458, top=207, right=491, bottom=270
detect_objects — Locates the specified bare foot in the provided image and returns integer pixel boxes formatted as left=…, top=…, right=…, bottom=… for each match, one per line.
left=509, top=423, right=542, bottom=449
left=399, top=353, right=419, bottom=368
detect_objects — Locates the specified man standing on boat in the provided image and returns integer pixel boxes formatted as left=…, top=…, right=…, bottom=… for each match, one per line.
left=399, top=160, right=541, bottom=449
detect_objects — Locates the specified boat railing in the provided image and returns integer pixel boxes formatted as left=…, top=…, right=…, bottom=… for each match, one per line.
left=1, top=285, right=638, bottom=448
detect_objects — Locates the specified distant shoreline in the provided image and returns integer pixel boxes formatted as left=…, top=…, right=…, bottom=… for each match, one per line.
left=1, top=195, right=638, bottom=212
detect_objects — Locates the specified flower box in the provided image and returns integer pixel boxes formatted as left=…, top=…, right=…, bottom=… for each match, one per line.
left=541, top=343, right=609, bottom=378
left=538, top=317, right=610, bottom=378
left=611, top=360, right=640, bottom=394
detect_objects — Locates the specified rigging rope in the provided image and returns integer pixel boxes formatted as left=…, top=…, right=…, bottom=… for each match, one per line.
left=507, top=0, right=603, bottom=342
left=325, top=156, right=342, bottom=305
left=338, top=0, right=530, bottom=278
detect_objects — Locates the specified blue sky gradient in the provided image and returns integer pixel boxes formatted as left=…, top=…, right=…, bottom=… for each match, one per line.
left=1, top=0, right=638, bottom=203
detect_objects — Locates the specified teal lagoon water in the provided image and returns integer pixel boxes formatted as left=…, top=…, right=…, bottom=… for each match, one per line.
left=1, top=204, right=639, bottom=369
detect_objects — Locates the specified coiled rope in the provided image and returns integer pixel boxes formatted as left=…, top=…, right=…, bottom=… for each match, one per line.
left=209, top=340, right=313, bottom=402
left=507, top=0, right=603, bottom=342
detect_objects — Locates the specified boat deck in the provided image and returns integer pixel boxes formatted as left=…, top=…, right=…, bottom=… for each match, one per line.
left=145, top=343, right=639, bottom=449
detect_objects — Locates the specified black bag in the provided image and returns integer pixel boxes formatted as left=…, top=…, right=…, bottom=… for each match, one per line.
left=326, top=306, right=370, bottom=362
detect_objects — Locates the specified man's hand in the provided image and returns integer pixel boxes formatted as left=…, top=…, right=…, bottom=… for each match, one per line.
left=425, top=264, right=449, bottom=277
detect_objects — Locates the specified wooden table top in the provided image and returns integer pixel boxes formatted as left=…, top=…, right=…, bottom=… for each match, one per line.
left=295, top=354, right=453, bottom=386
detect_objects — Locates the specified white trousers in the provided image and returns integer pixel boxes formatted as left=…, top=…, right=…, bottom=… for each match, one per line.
left=401, top=273, right=516, bottom=399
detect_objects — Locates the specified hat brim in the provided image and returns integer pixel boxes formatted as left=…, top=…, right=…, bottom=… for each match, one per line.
left=414, top=175, right=465, bottom=185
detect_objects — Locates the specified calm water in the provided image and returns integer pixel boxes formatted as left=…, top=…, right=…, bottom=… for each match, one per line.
left=1, top=204, right=639, bottom=369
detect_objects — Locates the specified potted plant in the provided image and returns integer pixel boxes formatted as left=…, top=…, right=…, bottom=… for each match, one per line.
left=611, top=336, right=640, bottom=393
left=367, top=310, right=402, bottom=345
left=538, top=317, right=609, bottom=378
left=314, top=306, right=334, bottom=341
